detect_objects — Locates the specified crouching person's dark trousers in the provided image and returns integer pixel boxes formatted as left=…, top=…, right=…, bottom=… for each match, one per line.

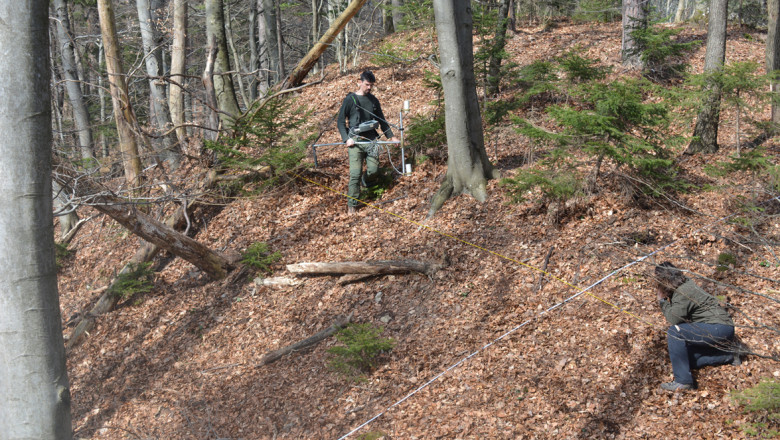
left=667, top=322, right=735, bottom=385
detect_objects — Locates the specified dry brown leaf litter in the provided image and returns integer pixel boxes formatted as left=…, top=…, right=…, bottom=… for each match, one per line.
left=57, top=20, right=780, bottom=440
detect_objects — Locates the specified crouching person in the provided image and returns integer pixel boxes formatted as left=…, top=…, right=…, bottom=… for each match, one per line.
left=655, top=262, right=740, bottom=391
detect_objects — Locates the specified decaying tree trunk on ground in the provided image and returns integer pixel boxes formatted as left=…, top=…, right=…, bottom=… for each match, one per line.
left=64, top=170, right=225, bottom=348
left=286, top=259, right=446, bottom=277
left=257, top=314, right=353, bottom=366
left=53, top=165, right=231, bottom=280
left=276, top=0, right=367, bottom=90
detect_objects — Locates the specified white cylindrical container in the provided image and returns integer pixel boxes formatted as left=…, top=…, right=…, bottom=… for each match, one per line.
left=405, top=164, right=412, bottom=175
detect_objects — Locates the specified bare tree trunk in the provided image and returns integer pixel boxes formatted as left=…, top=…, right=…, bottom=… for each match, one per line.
left=206, top=0, right=242, bottom=129
left=767, top=0, right=780, bottom=128
left=53, top=181, right=79, bottom=237
left=311, top=0, right=325, bottom=74
left=392, top=0, right=404, bottom=29
left=170, top=0, right=188, bottom=144
left=65, top=170, right=223, bottom=348
left=278, top=0, right=367, bottom=90
left=97, top=42, right=110, bottom=158
left=224, top=3, right=250, bottom=108
left=686, top=0, right=728, bottom=154
left=674, top=0, right=688, bottom=21
left=263, top=0, right=282, bottom=83
left=0, top=2, right=73, bottom=436
left=98, top=0, right=143, bottom=188
left=249, top=0, right=260, bottom=100
left=256, top=0, right=271, bottom=93
left=622, top=0, right=647, bottom=68
left=383, top=0, right=395, bottom=34
left=53, top=0, right=94, bottom=163
left=487, top=0, right=512, bottom=95
left=429, top=0, right=499, bottom=218
left=329, top=0, right=347, bottom=72
left=137, top=0, right=180, bottom=168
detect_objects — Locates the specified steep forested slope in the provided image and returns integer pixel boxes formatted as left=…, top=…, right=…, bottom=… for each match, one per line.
left=59, top=20, right=779, bottom=439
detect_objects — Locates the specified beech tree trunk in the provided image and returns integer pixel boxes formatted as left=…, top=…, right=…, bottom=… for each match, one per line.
left=263, top=0, right=282, bottom=84
left=256, top=0, right=271, bottom=92
left=169, top=0, right=188, bottom=144
left=206, top=0, right=242, bottom=128
left=487, top=0, right=512, bottom=95
left=674, top=0, right=688, bottom=22
left=686, top=0, right=728, bottom=154
left=97, top=0, right=143, bottom=188
left=0, top=3, right=73, bottom=437
left=137, top=0, right=180, bottom=168
left=622, top=0, right=647, bottom=68
left=428, top=0, right=499, bottom=218
left=768, top=0, right=780, bottom=127
left=392, top=0, right=404, bottom=29
left=53, top=0, right=94, bottom=163
left=278, top=0, right=367, bottom=90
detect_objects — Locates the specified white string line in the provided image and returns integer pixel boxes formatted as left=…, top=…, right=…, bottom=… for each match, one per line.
left=336, top=197, right=756, bottom=440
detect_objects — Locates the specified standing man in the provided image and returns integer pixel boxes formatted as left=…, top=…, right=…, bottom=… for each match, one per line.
left=654, top=262, right=740, bottom=391
left=337, top=70, right=399, bottom=214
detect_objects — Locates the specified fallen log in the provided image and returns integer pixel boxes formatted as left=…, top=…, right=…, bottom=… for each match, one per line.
left=286, top=259, right=446, bottom=277
left=65, top=170, right=221, bottom=349
left=257, top=313, right=353, bottom=366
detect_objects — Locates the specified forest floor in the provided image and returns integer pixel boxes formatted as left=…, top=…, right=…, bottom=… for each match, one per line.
left=59, top=19, right=780, bottom=439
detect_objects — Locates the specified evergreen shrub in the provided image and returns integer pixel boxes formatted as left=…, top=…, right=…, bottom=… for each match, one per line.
left=731, top=379, right=780, bottom=438
left=108, top=262, right=155, bottom=300
left=328, top=323, right=395, bottom=381
left=241, top=242, right=282, bottom=275
left=204, top=96, right=315, bottom=191
left=627, top=23, right=701, bottom=82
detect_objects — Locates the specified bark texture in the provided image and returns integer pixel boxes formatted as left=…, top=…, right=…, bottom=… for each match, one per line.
left=98, top=0, right=143, bottom=188
left=206, top=0, right=242, bottom=128
left=137, top=0, right=179, bottom=167
left=622, top=0, right=647, bottom=67
left=686, top=0, right=728, bottom=154
left=53, top=0, right=94, bottom=162
left=768, top=0, right=780, bottom=126
left=487, top=0, right=512, bottom=95
left=0, top=3, right=73, bottom=437
left=429, top=0, right=498, bottom=218
left=169, top=0, right=188, bottom=143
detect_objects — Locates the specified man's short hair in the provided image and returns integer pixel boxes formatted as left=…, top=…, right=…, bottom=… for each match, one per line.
left=360, top=69, right=376, bottom=83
